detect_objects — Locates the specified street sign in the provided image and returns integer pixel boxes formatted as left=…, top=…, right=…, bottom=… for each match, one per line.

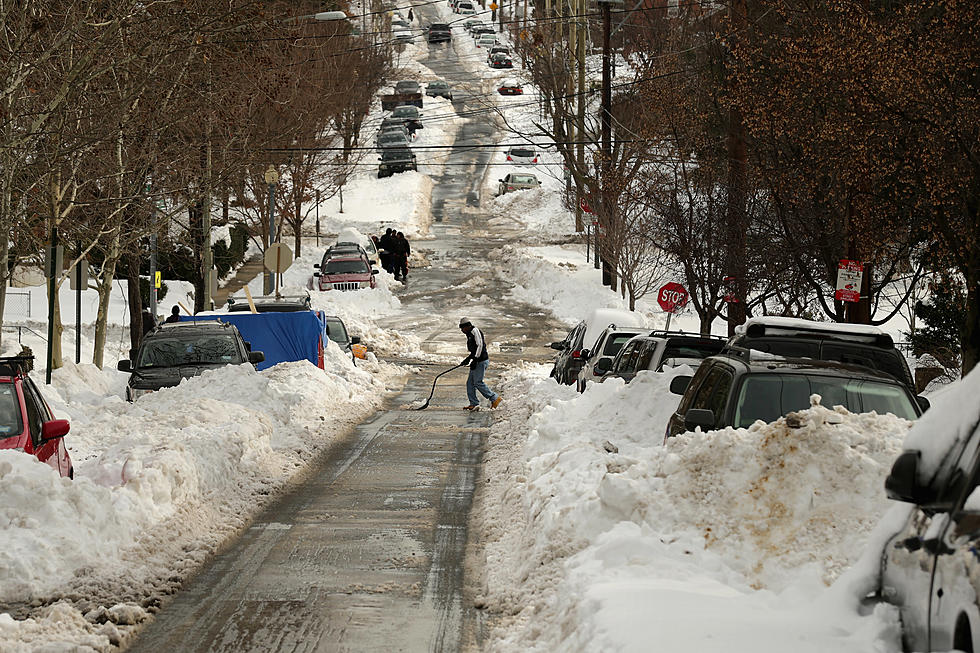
left=658, top=282, right=689, bottom=313
left=69, top=260, right=88, bottom=290
left=264, top=243, right=293, bottom=274
left=489, top=2, right=498, bottom=8
left=154, top=271, right=162, bottom=289
left=580, top=195, right=592, bottom=214
left=835, top=259, right=863, bottom=303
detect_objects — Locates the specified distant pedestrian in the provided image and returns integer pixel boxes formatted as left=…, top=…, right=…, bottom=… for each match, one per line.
left=379, top=228, right=395, bottom=274
left=393, top=231, right=411, bottom=281
left=459, top=318, right=501, bottom=410
left=407, top=7, right=414, bottom=21
left=165, top=306, right=181, bottom=324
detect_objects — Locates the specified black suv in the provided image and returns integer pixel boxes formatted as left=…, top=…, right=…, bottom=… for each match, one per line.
left=118, top=321, right=264, bottom=401
left=378, top=148, right=417, bottom=177
left=665, top=353, right=925, bottom=439
left=725, top=317, right=914, bottom=388
left=427, top=24, right=451, bottom=42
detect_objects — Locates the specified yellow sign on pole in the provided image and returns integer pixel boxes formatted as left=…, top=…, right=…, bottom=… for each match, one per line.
left=154, top=271, right=162, bottom=289
left=489, top=2, right=498, bottom=8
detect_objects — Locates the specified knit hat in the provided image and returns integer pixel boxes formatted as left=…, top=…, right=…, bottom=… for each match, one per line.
left=459, top=317, right=471, bottom=328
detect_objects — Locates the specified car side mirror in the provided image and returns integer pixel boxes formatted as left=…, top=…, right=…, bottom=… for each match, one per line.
left=313, top=263, right=320, bottom=269
left=351, top=336, right=361, bottom=345
left=550, top=341, right=567, bottom=351
left=885, top=450, right=935, bottom=504
left=117, top=360, right=132, bottom=372
left=669, top=375, right=692, bottom=395
left=594, top=358, right=612, bottom=375
left=249, top=351, right=266, bottom=364
left=372, top=269, right=380, bottom=275
left=244, top=342, right=252, bottom=352
left=313, top=273, right=321, bottom=278
left=41, top=419, right=71, bottom=441
left=684, top=408, right=715, bottom=431
left=580, top=348, right=590, bottom=360
left=916, top=396, right=930, bottom=412
left=498, top=179, right=504, bottom=183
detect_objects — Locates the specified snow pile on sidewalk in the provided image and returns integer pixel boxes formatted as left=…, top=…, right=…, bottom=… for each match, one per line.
left=477, top=367, right=911, bottom=652
left=0, top=348, right=398, bottom=650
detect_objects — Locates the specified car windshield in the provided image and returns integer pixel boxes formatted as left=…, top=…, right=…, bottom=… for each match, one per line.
left=138, top=335, right=242, bottom=368
left=603, top=333, right=640, bottom=356
left=733, top=373, right=918, bottom=428
left=428, top=81, right=447, bottom=88
left=324, top=319, right=350, bottom=344
left=380, top=132, right=406, bottom=141
left=0, top=383, right=22, bottom=437
left=392, top=107, right=418, bottom=118
left=382, top=149, right=412, bottom=160
left=510, top=148, right=535, bottom=158
left=325, top=259, right=369, bottom=274
left=512, top=175, right=536, bottom=183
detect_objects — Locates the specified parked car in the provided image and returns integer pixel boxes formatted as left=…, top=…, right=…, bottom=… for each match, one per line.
left=376, top=130, right=411, bottom=150
left=489, top=52, right=513, bottom=68
left=505, top=146, right=538, bottom=164
left=389, top=104, right=423, bottom=131
left=322, top=242, right=370, bottom=261
left=575, top=325, right=648, bottom=392
left=498, top=79, right=523, bottom=95
left=462, top=18, right=482, bottom=32
left=471, top=24, right=495, bottom=38
left=228, top=293, right=312, bottom=312
left=427, top=24, right=452, bottom=42
left=378, top=147, right=417, bottom=177
left=593, top=332, right=727, bottom=387
left=497, top=172, right=540, bottom=195
left=394, top=27, right=414, bottom=43
left=314, top=253, right=379, bottom=291
left=377, top=123, right=411, bottom=144
left=323, top=315, right=360, bottom=354
left=665, top=353, right=925, bottom=439
left=456, top=1, right=477, bottom=15
left=392, top=19, right=411, bottom=29
left=476, top=33, right=497, bottom=48
left=118, top=321, right=264, bottom=401
left=874, top=373, right=980, bottom=653
left=425, top=80, right=454, bottom=100
left=0, top=356, right=72, bottom=479
left=335, top=227, right=380, bottom=265
left=725, top=316, right=915, bottom=388
left=549, top=308, right=643, bottom=385
left=487, top=44, right=509, bottom=61
left=394, top=80, right=421, bottom=95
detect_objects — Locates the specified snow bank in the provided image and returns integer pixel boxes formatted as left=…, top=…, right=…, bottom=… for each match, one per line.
left=478, top=367, right=911, bottom=652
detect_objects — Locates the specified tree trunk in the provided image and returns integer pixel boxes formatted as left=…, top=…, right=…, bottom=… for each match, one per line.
left=962, top=260, right=979, bottom=376
left=293, top=192, right=303, bottom=258
left=93, top=231, right=121, bottom=368
left=126, top=254, right=142, bottom=353
left=0, top=239, right=8, bottom=350
left=50, top=281, right=65, bottom=370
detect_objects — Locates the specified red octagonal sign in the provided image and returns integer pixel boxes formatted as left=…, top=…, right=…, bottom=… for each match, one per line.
left=658, top=282, right=689, bottom=313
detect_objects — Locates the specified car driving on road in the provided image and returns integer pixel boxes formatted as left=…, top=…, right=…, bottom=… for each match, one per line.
left=427, top=24, right=451, bottom=42
left=425, top=80, right=453, bottom=100
left=119, top=321, right=264, bottom=402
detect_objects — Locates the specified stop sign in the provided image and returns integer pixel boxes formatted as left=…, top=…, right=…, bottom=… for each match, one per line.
left=658, top=282, right=689, bottom=313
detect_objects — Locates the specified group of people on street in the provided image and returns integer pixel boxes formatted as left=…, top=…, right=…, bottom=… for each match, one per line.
left=376, top=228, right=411, bottom=282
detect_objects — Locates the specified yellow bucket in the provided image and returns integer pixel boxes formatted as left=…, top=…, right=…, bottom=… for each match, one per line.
left=351, top=343, right=368, bottom=360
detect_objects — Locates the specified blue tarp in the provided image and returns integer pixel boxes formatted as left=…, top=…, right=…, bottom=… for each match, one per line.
left=179, top=311, right=325, bottom=371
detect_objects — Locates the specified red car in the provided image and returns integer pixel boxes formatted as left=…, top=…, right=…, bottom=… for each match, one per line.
left=0, top=356, right=72, bottom=478
left=498, top=79, right=523, bottom=95
left=314, top=253, right=379, bottom=291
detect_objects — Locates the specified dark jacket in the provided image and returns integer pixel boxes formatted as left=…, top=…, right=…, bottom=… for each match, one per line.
left=392, top=236, right=410, bottom=258
left=379, top=233, right=394, bottom=252
left=463, top=326, right=489, bottom=368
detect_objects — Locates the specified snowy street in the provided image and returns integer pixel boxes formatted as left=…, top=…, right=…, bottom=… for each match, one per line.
left=2, top=2, right=978, bottom=653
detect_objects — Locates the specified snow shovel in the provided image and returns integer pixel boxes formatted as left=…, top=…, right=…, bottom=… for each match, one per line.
left=415, top=363, right=465, bottom=410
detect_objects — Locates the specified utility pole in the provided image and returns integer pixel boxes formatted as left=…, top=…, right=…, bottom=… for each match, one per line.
left=725, top=0, right=748, bottom=335
left=575, top=0, right=587, bottom=233
left=45, top=224, right=59, bottom=384
left=75, top=241, right=82, bottom=364
left=598, top=0, right=618, bottom=289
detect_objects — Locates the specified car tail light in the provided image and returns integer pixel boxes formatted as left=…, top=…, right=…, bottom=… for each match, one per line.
left=507, top=186, right=515, bottom=190
left=506, top=155, right=512, bottom=161
left=533, top=157, right=538, bottom=163
left=571, top=350, right=581, bottom=359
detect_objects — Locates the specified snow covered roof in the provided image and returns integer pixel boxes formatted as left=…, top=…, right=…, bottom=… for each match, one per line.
left=583, top=308, right=645, bottom=351
left=903, top=365, right=980, bottom=477
left=737, top=316, right=886, bottom=337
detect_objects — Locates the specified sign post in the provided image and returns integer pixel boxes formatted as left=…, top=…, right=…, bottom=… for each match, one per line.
left=657, top=282, right=689, bottom=331
left=835, top=259, right=864, bottom=304
left=264, top=243, right=293, bottom=297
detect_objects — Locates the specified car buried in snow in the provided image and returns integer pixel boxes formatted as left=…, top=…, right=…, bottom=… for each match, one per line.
left=0, top=356, right=73, bottom=479
left=497, top=79, right=523, bottom=95
left=118, top=321, right=264, bottom=401
left=489, top=52, right=513, bottom=68
left=590, top=331, right=727, bottom=389
left=496, top=172, right=540, bottom=196
left=313, top=253, right=379, bottom=291
left=664, top=352, right=926, bottom=440
left=549, top=308, right=644, bottom=386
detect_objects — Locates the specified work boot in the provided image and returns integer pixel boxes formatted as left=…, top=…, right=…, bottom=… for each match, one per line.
left=463, top=405, right=478, bottom=411
left=491, top=396, right=502, bottom=409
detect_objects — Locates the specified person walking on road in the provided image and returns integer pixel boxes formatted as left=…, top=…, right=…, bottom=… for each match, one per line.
left=393, top=231, right=411, bottom=281
left=459, top=318, right=501, bottom=410
left=379, top=228, right=395, bottom=274
left=407, top=7, right=414, bottom=21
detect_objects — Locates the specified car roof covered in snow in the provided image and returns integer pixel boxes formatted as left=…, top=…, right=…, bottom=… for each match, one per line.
left=583, top=308, right=645, bottom=352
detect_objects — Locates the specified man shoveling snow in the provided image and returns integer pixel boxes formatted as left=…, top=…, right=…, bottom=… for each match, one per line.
left=459, top=317, right=502, bottom=411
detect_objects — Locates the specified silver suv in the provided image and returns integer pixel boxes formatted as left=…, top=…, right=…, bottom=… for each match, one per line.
left=576, top=325, right=647, bottom=392
left=594, top=332, right=727, bottom=384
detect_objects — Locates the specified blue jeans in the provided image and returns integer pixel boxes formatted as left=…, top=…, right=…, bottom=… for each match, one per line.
left=467, top=359, right=498, bottom=406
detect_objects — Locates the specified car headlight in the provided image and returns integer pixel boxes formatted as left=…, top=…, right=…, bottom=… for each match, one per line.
left=131, top=387, right=154, bottom=400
